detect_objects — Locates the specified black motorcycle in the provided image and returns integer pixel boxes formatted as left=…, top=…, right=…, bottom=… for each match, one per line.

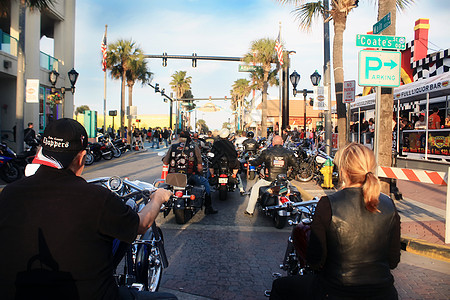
left=256, top=174, right=303, bottom=229
left=113, top=137, right=131, bottom=154
left=88, top=176, right=169, bottom=292
left=0, top=141, right=37, bottom=183
left=210, top=154, right=237, bottom=201
left=156, top=173, right=205, bottom=225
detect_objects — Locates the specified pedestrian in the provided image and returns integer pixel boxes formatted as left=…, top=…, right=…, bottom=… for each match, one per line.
left=0, top=118, right=176, bottom=300
left=428, top=107, right=441, bottom=129
left=270, top=142, right=400, bottom=300
left=23, top=122, right=36, bottom=148
left=151, top=127, right=160, bottom=149
left=162, top=127, right=170, bottom=148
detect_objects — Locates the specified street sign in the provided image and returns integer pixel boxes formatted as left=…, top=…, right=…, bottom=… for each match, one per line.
left=356, top=34, right=406, bottom=50
left=343, top=80, right=356, bottom=103
left=373, top=12, right=391, bottom=34
left=358, top=50, right=401, bottom=87
left=238, top=65, right=261, bottom=72
left=313, top=86, right=329, bottom=110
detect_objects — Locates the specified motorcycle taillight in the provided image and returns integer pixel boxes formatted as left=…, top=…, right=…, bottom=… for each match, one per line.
left=190, top=195, right=196, bottom=200
left=219, top=174, right=227, bottom=178
left=175, top=191, right=183, bottom=198
left=280, top=196, right=290, bottom=204
left=244, top=163, right=248, bottom=167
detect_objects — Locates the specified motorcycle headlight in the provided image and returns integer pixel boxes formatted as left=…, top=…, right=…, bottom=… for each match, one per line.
left=107, top=176, right=123, bottom=191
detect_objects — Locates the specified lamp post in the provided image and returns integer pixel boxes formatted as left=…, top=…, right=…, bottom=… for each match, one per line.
left=290, top=70, right=321, bottom=132
left=150, top=83, right=175, bottom=130
left=49, top=68, right=79, bottom=118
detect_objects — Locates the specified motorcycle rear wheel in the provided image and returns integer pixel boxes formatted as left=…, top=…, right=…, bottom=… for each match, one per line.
left=174, top=209, right=193, bottom=224
left=248, top=171, right=256, bottom=180
left=273, top=214, right=287, bottom=229
left=219, top=187, right=228, bottom=201
left=296, top=162, right=314, bottom=182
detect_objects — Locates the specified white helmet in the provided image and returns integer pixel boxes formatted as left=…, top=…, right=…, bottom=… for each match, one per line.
left=219, top=128, right=230, bottom=139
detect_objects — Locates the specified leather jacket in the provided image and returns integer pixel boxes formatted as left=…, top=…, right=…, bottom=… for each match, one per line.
left=210, top=138, right=240, bottom=170
left=242, top=138, right=258, bottom=153
left=323, top=187, right=399, bottom=287
left=250, top=145, right=299, bottom=182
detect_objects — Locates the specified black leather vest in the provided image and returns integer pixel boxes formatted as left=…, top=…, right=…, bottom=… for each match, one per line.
left=258, top=145, right=297, bottom=182
left=168, top=142, right=197, bottom=175
left=324, top=187, right=396, bottom=287
left=243, top=138, right=258, bottom=152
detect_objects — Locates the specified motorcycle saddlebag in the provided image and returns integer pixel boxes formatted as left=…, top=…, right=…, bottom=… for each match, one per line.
left=189, top=185, right=205, bottom=208
left=259, top=192, right=277, bottom=207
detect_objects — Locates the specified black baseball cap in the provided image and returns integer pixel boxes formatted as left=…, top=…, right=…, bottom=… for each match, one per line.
left=40, top=118, right=88, bottom=168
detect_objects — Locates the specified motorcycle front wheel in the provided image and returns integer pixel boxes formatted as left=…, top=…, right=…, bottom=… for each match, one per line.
left=273, top=214, right=287, bottom=229
left=247, top=171, right=256, bottom=180
left=136, top=230, right=164, bottom=291
left=85, top=152, right=94, bottom=165
left=112, top=147, right=121, bottom=158
left=102, top=151, right=113, bottom=160
left=296, top=162, right=314, bottom=182
left=174, top=208, right=193, bottom=224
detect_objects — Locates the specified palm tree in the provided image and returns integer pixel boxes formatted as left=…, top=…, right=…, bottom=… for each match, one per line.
left=277, top=0, right=414, bottom=149
left=244, top=38, right=279, bottom=137
left=126, top=56, right=153, bottom=140
left=106, top=39, right=141, bottom=137
left=231, top=79, right=252, bottom=130
left=170, top=71, right=192, bottom=131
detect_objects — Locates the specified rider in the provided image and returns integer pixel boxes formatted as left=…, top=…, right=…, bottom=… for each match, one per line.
left=242, top=131, right=259, bottom=155
left=244, top=135, right=300, bottom=216
left=162, top=130, right=218, bottom=215
left=209, top=128, right=242, bottom=193
left=0, top=118, right=176, bottom=299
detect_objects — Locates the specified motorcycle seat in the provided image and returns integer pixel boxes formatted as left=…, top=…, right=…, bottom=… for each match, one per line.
left=259, top=185, right=271, bottom=196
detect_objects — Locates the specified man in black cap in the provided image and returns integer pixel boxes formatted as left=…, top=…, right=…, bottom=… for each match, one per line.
left=162, top=130, right=217, bottom=215
left=0, top=118, right=176, bottom=299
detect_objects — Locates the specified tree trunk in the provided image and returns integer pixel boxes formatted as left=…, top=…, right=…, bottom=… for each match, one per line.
left=333, top=12, right=347, bottom=149
left=378, top=0, right=397, bottom=195
left=120, top=70, right=126, bottom=137
left=127, top=83, right=133, bottom=143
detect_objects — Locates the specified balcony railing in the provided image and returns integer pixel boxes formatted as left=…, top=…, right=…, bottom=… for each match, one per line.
left=40, top=51, right=59, bottom=71
left=0, top=29, right=18, bottom=57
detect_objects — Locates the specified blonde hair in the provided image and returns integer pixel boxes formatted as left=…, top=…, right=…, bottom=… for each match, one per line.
left=335, top=143, right=380, bottom=213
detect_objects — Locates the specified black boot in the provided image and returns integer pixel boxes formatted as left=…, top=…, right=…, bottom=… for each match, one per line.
left=204, top=194, right=218, bottom=215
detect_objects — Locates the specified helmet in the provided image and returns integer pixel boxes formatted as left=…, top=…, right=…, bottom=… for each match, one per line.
left=219, top=128, right=230, bottom=139
left=246, top=131, right=254, bottom=138
left=179, top=130, right=190, bottom=138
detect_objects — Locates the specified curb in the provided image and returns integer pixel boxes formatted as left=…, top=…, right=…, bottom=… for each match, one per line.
left=401, top=236, right=450, bottom=262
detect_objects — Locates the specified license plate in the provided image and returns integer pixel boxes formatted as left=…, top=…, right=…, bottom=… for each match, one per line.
left=218, top=178, right=228, bottom=184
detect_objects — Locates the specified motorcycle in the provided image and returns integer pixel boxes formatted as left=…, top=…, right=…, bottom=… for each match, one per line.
left=155, top=173, right=205, bottom=225
left=257, top=173, right=303, bottom=229
left=210, top=154, right=237, bottom=201
left=239, top=150, right=258, bottom=180
left=84, top=144, right=95, bottom=166
left=89, top=137, right=114, bottom=162
left=87, top=176, right=169, bottom=292
left=296, top=144, right=338, bottom=185
left=0, top=141, right=37, bottom=183
left=264, top=199, right=319, bottom=297
left=113, top=137, right=131, bottom=154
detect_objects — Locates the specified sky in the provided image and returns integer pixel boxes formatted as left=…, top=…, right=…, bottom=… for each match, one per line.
left=58, top=0, right=449, bottom=130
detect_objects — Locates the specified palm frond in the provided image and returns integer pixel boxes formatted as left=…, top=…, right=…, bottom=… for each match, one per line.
left=292, top=2, right=324, bottom=30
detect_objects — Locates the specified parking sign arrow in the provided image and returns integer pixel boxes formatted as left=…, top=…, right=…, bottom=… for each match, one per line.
left=384, top=59, right=398, bottom=69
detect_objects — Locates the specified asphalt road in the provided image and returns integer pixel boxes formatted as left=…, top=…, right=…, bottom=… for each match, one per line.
left=78, top=148, right=450, bottom=299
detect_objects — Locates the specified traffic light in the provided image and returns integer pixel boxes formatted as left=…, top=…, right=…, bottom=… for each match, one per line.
left=192, top=53, right=197, bottom=68
left=136, top=119, right=141, bottom=123
left=310, top=98, right=314, bottom=106
left=162, top=52, right=167, bottom=67
left=155, top=83, right=160, bottom=93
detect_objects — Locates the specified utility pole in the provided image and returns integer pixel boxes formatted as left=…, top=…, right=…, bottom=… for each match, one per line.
left=323, top=0, right=332, bottom=155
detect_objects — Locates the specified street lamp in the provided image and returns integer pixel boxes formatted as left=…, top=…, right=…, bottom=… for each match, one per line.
left=49, top=68, right=79, bottom=118
left=290, top=70, right=321, bottom=132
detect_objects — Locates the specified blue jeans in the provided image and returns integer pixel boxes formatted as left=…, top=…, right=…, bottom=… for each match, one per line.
left=189, top=174, right=211, bottom=195
left=163, top=138, right=168, bottom=147
left=151, top=138, right=159, bottom=149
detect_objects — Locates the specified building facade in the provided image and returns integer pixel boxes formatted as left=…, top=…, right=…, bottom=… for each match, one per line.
left=0, top=0, right=76, bottom=150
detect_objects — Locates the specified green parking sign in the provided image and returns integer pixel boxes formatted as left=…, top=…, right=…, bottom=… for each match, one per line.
left=358, top=50, right=401, bottom=87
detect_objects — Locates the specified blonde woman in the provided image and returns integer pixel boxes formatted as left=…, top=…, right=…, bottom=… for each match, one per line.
left=270, top=143, right=400, bottom=300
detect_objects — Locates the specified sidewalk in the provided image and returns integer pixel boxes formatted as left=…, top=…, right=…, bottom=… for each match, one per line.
left=293, top=179, right=450, bottom=262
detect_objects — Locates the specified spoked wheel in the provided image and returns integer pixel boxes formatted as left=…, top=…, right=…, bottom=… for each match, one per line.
left=273, top=214, right=287, bottom=229
left=296, top=162, right=314, bottom=182
left=136, top=230, right=164, bottom=292
left=85, top=152, right=94, bottom=165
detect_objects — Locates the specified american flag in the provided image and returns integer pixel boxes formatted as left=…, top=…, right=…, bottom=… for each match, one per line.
left=101, top=33, right=107, bottom=72
left=275, top=32, right=283, bottom=66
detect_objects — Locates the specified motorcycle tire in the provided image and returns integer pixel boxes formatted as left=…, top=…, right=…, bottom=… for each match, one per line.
left=102, top=151, right=113, bottom=160
left=0, top=163, right=21, bottom=183
left=296, top=162, right=314, bottom=182
left=93, top=151, right=102, bottom=162
left=112, top=148, right=121, bottom=158
left=273, top=214, right=287, bottom=229
left=136, top=229, right=164, bottom=292
left=174, top=209, right=192, bottom=224
left=219, top=187, right=228, bottom=201
left=85, top=152, right=95, bottom=166
left=248, top=171, right=256, bottom=180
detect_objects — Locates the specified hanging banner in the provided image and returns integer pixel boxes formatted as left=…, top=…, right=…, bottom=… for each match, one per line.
left=313, top=86, right=329, bottom=111
left=25, top=79, right=39, bottom=103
